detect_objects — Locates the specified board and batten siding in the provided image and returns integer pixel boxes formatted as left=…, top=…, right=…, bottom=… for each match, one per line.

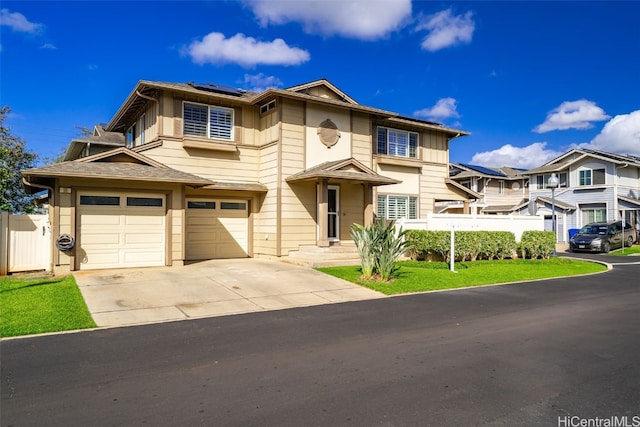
left=254, top=143, right=279, bottom=256
left=351, top=112, right=373, bottom=167
left=280, top=100, right=316, bottom=254
left=421, top=131, right=449, bottom=164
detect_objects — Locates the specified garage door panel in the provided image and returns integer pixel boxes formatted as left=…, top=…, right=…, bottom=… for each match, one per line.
left=81, top=215, right=123, bottom=226
left=82, top=233, right=122, bottom=245
left=185, top=199, right=248, bottom=260
left=78, top=192, right=166, bottom=270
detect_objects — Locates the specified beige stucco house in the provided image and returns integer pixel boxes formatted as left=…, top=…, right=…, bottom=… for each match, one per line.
left=22, top=79, right=474, bottom=272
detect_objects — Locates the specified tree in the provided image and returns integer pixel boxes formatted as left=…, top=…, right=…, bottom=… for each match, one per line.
left=1, top=106, right=38, bottom=213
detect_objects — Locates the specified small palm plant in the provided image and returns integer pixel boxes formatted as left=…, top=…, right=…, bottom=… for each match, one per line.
left=350, top=220, right=412, bottom=282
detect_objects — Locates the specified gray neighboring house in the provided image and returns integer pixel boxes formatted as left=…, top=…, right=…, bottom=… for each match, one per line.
left=519, top=148, right=640, bottom=242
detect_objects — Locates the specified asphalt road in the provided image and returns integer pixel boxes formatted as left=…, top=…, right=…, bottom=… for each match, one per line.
left=2, top=255, right=640, bottom=426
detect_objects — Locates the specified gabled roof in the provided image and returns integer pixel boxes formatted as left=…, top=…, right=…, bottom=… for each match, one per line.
left=22, top=148, right=214, bottom=191
left=535, top=196, right=576, bottom=211
left=107, top=79, right=470, bottom=139
left=285, top=79, right=359, bottom=104
left=618, top=195, right=640, bottom=208
left=64, top=125, right=126, bottom=161
left=524, top=148, right=640, bottom=175
left=286, top=158, right=400, bottom=186
left=445, top=178, right=481, bottom=199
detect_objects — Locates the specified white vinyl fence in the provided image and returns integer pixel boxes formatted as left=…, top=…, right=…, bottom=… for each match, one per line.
left=396, top=213, right=545, bottom=242
left=0, top=211, right=51, bottom=275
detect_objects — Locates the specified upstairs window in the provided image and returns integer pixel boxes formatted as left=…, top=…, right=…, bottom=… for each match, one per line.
left=126, top=124, right=136, bottom=148
left=377, top=127, right=418, bottom=158
left=536, top=173, right=567, bottom=189
left=377, top=195, right=418, bottom=220
left=183, top=102, right=234, bottom=141
left=579, top=168, right=605, bottom=186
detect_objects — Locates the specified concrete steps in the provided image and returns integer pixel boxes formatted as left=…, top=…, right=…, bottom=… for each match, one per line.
left=283, top=245, right=362, bottom=268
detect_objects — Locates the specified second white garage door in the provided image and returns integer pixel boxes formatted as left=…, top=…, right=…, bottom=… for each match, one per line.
left=185, top=199, right=248, bottom=260
left=78, top=192, right=166, bottom=270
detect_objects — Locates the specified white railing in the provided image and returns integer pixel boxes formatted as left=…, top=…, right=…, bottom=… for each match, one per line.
left=396, top=213, right=545, bottom=242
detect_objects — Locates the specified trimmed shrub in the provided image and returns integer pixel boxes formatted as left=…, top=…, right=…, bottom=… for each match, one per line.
left=519, top=230, right=556, bottom=259
left=405, top=229, right=518, bottom=261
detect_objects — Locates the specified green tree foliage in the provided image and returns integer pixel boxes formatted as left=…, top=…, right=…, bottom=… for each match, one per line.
left=1, top=106, right=38, bottom=213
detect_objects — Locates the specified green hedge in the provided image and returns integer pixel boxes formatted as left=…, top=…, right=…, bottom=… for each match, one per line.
left=406, top=230, right=550, bottom=261
left=518, top=230, right=557, bottom=259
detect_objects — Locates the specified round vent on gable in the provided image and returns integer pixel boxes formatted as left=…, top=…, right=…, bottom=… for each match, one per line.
left=512, top=182, right=520, bottom=190
left=317, top=118, right=341, bottom=148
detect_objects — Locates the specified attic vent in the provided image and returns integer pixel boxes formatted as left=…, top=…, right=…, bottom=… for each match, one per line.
left=317, top=118, right=341, bottom=148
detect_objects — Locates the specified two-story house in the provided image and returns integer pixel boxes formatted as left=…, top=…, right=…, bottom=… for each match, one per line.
left=449, top=163, right=528, bottom=214
left=520, top=148, right=640, bottom=242
left=22, top=79, right=475, bottom=273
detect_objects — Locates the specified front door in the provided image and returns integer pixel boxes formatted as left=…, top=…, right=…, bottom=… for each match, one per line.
left=328, top=186, right=339, bottom=241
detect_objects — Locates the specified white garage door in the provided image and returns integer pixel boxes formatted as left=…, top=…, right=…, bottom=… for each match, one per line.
left=186, top=199, right=248, bottom=260
left=78, top=192, right=166, bottom=270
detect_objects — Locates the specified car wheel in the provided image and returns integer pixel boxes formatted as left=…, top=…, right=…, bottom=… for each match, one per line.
left=627, top=235, right=634, bottom=247
left=602, top=242, right=611, bottom=253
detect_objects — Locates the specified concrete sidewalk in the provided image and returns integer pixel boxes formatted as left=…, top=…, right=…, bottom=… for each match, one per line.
left=74, top=258, right=383, bottom=328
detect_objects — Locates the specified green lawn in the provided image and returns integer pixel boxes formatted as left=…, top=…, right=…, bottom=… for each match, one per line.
left=1, top=275, right=96, bottom=338
left=609, top=245, right=640, bottom=256
left=317, top=258, right=607, bottom=295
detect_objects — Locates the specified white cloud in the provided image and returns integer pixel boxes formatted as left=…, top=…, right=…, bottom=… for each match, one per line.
left=469, top=142, right=562, bottom=169
left=417, top=9, right=474, bottom=52
left=243, top=0, right=411, bottom=40
left=414, top=97, right=460, bottom=121
left=184, top=32, right=310, bottom=67
left=534, top=99, right=610, bottom=133
left=40, top=43, right=56, bottom=50
left=575, top=110, right=640, bottom=156
left=0, top=8, right=42, bottom=33
left=242, top=73, right=283, bottom=92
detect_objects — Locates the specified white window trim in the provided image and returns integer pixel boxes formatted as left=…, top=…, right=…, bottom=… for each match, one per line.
left=578, top=168, right=605, bottom=187
left=183, top=101, right=234, bottom=141
left=377, top=126, right=419, bottom=159
left=377, top=194, right=418, bottom=220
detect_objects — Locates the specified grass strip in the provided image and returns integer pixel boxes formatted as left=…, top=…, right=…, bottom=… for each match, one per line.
left=1, top=275, right=97, bottom=338
left=317, top=258, right=607, bottom=295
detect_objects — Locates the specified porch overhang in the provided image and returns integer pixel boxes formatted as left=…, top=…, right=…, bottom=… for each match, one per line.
left=285, top=158, right=400, bottom=186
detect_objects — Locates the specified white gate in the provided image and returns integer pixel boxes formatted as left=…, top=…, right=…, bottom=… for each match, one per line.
left=0, top=212, right=51, bottom=274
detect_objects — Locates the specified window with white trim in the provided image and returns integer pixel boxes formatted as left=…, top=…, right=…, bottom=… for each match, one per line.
left=183, top=102, right=234, bottom=141
left=579, top=168, right=605, bottom=186
left=377, top=127, right=418, bottom=158
left=377, top=195, right=418, bottom=220
left=498, top=180, right=505, bottom=194
left=140, top=114, right=146, bottom=145
left=536, top=173, right=567, bottom=189
left=581, top=204, right=606, bottom=224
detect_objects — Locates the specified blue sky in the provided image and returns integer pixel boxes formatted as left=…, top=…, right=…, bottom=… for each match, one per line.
left=2, top=1, right=639, bottom=169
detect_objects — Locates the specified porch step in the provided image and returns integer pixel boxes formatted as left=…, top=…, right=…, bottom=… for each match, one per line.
left=283, top=245, right=362, bottom=268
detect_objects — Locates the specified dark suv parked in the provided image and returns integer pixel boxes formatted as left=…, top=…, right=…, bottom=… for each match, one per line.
left=569, top=220, right=636, bottom=253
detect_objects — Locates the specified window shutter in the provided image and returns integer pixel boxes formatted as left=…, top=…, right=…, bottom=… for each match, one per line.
left=409, top=133, right=418, bottom=158
left=409, top=197, right=417, bottom=219
left=184, top=104, right=207, bottom=137
left=377, top=128, right=387, bottom=155
left=209, top=107, right=233, bottom=140
left=377, top=195, right=386, bottom=219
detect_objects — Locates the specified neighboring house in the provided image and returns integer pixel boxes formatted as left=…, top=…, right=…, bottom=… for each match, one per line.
left=449, top=163, right=528, bottom=214
left=520, top=148, right=640, bottom=242
left=63, top=125, right=125, bottom=161
left=22, top=79, right=475, bottom=272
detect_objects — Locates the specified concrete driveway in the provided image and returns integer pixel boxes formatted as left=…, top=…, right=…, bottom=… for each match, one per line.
left=74, top=258, right=383, bottom=328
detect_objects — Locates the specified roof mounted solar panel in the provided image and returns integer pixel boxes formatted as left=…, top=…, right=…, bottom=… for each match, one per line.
left=459, top=163, right=507, bottom=177
left=189, top=82, right=244, bottom=96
